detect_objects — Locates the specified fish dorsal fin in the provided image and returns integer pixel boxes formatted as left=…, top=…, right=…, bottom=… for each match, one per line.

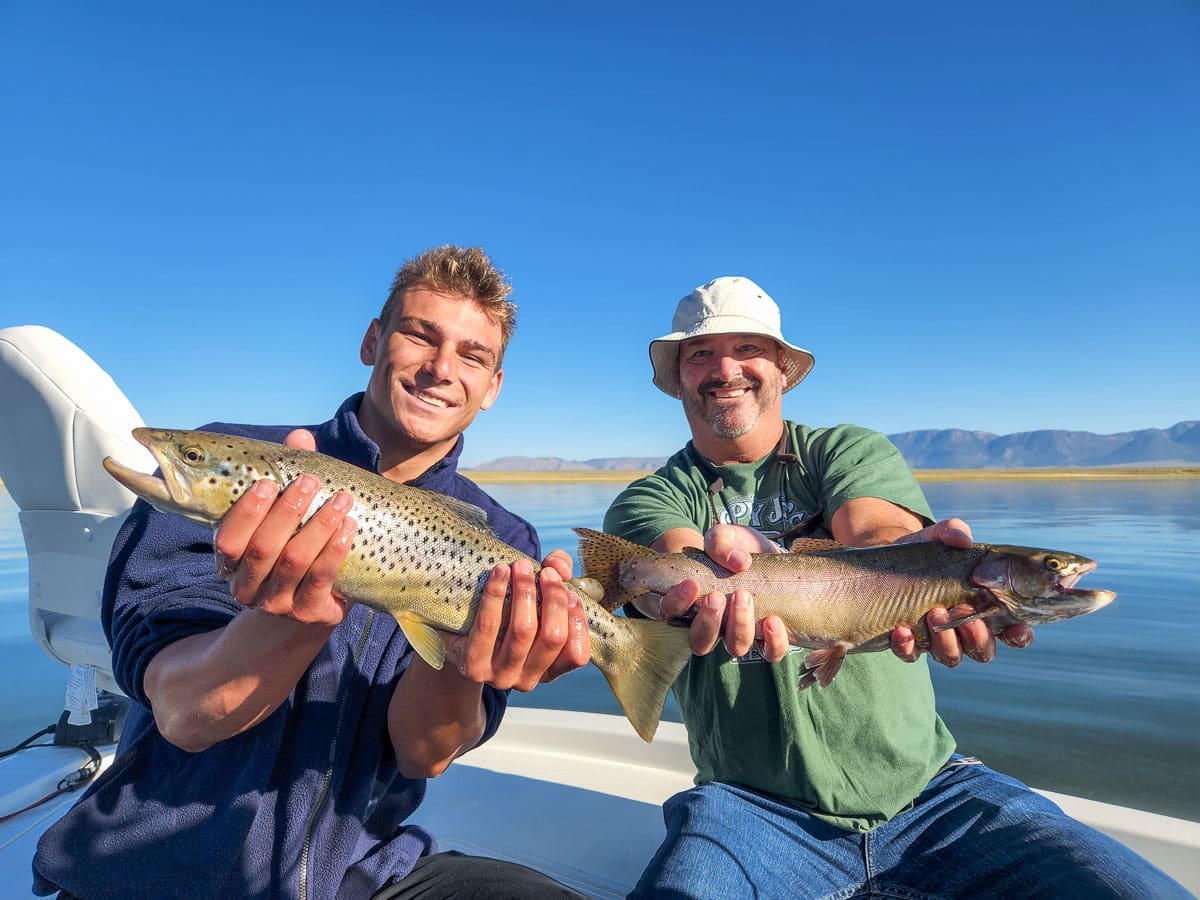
left=394, top=611, right=448, bottom=670
left=788, top=536, right=848, bottom=553
left=419, top=489, right=495, bottom=535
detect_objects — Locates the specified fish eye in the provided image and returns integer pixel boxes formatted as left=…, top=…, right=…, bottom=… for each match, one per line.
left=1045, top=557, right=1063, bottom=571
left=183, top=447, right=205, bottom=464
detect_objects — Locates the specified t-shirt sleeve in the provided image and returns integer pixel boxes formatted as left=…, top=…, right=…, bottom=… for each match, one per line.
left=811, top=426, right=934, bottom=525
left=604, top=472, right=703, bottom=548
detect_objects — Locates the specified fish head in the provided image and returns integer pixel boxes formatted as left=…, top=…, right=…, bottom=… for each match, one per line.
left=971, top=546, right=1116, bottom=625
left=102, top=428, right=288, bottom=528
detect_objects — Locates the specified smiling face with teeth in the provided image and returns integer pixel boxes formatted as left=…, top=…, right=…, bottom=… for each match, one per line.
left=678, top=332, right=786, bottom=464
left=358, top=283, right=504, bottom=481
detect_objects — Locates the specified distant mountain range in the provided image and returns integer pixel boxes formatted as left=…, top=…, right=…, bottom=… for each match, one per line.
left=469, top=422, right=1200, bottom=471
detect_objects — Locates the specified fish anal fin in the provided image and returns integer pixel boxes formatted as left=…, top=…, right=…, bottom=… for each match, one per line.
left=798, top=644, right=849, bottom=690
left=396, top=612, right=447, bottom=670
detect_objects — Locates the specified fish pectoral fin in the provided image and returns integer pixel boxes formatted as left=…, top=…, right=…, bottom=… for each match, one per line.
left=798, top=644, right=850, bottom=690
left=930, top=606, right=999, bottom=633
left=396, top=613, right=447, bottom=670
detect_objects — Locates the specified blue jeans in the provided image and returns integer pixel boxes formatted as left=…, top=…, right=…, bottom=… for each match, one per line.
left=630, top=759, right=1191, bottom=899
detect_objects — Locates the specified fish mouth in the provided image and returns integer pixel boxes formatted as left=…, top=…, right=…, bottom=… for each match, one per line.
left=1054, top=561, right=1115, bottom=610
left=1053, top=587, right=1117, bottom=613
left=1056, top=559, right=1095, bottom=591
left=1050, top=561, right=1116, bottom=613
left=101, top=428, right=194, bottom=510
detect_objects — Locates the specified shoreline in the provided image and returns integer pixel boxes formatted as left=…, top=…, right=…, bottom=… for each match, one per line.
left=464, top=466, right=1200, bottom=484
left=4, top=467, right=1198, bottom=492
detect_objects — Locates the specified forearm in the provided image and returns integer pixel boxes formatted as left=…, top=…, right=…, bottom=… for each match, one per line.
left=143, top=609, right=334, bottom=752
left=388, top=656, right=488, bottom=779
left=829, top=496, right=926, bottom=547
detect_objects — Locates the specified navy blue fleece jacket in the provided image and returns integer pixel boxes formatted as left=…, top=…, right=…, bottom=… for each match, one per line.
left=33, top=394, right=540, bottom=900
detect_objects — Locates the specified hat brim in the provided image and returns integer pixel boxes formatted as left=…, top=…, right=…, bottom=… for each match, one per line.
left=649, top=319, right=814, bottom=397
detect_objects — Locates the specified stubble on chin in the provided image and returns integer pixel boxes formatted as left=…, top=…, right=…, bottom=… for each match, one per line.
left=683, top=387, right=758, bottom=440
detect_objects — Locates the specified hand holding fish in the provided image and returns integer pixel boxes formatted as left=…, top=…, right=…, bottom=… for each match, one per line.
left=654, top=524, right=793, bottom=662
left=213, top=429, right=359, bottom=627
left=891, top=518, right=1034, bottom=666
left=653, top=516, right=1036, bottom=670
left=437, top=553, right=591, bottom=692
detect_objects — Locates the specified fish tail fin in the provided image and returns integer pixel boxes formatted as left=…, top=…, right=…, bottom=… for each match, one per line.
left=590, top=613, right=692, bottom=742
left=573, top=527, right=655, bottom=612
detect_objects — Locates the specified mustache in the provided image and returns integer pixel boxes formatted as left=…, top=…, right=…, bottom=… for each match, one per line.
left=698, top=377, right=759, bottom=396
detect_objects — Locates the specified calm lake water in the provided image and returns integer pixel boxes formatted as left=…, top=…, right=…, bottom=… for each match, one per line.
left=2, top=479, right=1197, bottom=821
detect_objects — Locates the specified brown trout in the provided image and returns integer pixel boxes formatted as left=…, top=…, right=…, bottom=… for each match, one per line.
left=102, top=429, right=692, bottom=741
left=574, top=528, right=1115, bottom=689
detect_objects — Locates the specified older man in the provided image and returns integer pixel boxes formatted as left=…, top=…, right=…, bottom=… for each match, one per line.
left=605, top=276, right=1187, bottom=898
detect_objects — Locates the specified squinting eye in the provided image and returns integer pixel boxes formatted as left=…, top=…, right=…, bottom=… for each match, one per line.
left=184, top=447, right=205, bottom=463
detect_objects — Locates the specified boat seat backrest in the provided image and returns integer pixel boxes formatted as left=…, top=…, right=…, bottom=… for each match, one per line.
left=0, top=325, right=154, bottom=695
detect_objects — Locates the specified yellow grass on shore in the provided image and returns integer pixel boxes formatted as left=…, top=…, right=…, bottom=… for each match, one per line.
left=465, top=466, right=1200, bottom=484
left=464, top=470, right=654, bottom=484
left=4, top=467, right=1198, bottom=492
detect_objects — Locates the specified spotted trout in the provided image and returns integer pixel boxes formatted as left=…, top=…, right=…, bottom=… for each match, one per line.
left=574, top=528, right=1115, bottom=689
left=102, top=429, right=692, bottom=741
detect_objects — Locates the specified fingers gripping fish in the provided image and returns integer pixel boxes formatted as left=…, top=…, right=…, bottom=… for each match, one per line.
left=573, top=528, right=1115, bottom=690
left=103, top=429, right=692, bottom=741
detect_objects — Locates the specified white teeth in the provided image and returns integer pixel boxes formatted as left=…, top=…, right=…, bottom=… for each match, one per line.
left=415, top=391, right=449, bottom=408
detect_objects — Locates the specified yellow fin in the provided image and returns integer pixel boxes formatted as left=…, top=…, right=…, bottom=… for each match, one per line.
left=395, top=611, right=447, bottom=670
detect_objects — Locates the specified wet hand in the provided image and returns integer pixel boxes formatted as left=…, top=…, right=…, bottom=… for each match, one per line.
left=442, top=555, right=589, bottom=692
left=889, top=518, right=1034, bottom=664
left=212, top=429, right=357, bottom=626
left=892, top=517, right=974, bottom=549
left=657, top=525, right=790, bottom=662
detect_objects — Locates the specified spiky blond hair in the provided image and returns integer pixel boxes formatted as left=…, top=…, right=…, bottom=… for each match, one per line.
left=381, top=245, right=517, bottom=365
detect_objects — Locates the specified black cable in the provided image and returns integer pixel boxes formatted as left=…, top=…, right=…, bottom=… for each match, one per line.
left=0, top=724, right=56, bottom=759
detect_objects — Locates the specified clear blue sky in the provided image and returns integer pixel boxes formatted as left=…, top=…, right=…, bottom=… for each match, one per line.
left=3, top=2, right=1197, bottom=466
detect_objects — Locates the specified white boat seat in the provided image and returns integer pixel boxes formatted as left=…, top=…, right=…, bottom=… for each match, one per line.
left=0, top=325, right=155, bottom=695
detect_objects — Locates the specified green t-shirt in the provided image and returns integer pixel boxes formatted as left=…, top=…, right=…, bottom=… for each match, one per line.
left=603, top=421, right=957, bottom=832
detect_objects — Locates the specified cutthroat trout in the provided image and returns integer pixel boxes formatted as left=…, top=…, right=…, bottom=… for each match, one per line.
left=102, top=429, right=692, bottom=741
left=574, top=528, right=1115, bottom=689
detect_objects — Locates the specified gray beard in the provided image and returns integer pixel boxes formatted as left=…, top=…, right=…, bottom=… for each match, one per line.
left=683, top=384, right=767, bottom=440
left=707, top=407, right=757, bottom=439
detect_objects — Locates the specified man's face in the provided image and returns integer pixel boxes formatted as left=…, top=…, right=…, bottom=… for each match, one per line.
left=359, top=283, right=504, bottom=453
left=677, top=332, right=784, bottom=440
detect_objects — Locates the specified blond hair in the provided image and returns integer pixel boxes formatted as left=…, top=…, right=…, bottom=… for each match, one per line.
left=380, top=246, right=517, bottom=365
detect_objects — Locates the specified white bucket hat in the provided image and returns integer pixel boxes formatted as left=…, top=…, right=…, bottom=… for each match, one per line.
left=649, top=276, right=815, bottom=397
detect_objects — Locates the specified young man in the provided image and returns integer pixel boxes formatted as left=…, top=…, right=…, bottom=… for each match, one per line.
left=34, top=247, right=590, bottom=899
left=604, top=276, right=1188, bottom=898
